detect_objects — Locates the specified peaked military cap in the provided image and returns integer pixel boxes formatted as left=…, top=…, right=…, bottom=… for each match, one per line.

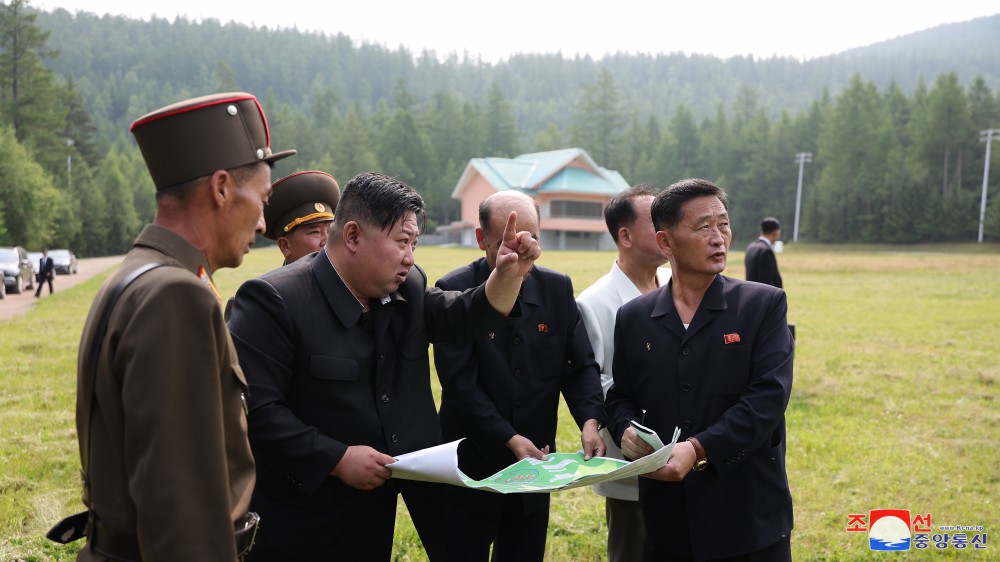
left=130, top=92, right=296, bottom=190
left=265, top=171, right=341, bottom=240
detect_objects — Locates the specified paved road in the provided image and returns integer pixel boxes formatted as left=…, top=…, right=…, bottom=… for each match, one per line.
left=0, top=255, right=124, bottom=320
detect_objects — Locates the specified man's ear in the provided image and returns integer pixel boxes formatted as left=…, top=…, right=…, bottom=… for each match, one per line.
left=342, top=221, right=362, bottom=253
left=475, top=227, right=487, bottom=251
left=207, top=169, right=233, bottom=208
left=277, top=236, right=293, bottom=258
left=619, top=226, right=632, bottom=248
left=656, top=230, right=673, bottom=257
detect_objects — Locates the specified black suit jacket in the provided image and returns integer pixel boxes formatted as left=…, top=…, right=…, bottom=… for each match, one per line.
left=606, top=275, right=794, bottom=560
left=39, top=255, right=54, bottom=279
left=434, top=258, right=604, bottom=480
left=228, top=252, right=516, bottom=510
left=744, top=238, right=782, bottom=288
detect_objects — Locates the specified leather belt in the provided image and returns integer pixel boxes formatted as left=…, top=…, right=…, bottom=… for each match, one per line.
left=83, top=511, right=259, bottom=561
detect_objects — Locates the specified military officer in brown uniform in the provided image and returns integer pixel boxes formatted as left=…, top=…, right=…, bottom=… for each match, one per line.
left=264, top=170, right=341, bottom=265
left=69, top=93, right=295, bottom=561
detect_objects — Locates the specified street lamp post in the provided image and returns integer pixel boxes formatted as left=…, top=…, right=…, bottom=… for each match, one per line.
left=980, top=130, right=999, bottom=243
left=793, top=152, right=812, bottom=242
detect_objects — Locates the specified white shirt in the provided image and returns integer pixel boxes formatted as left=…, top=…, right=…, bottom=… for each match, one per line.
left=577, top=260, right=671, bottom=501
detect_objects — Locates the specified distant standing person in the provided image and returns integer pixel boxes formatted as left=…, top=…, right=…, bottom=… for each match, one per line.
left=744, top=217, right=783, bottom=288
left=576, top=185, right=670, bottom=562
left=35, top=248, right=54, bottom=297
left=58, top=92, right=296, bottom=560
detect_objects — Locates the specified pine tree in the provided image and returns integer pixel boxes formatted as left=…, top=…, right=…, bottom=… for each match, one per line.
left=570, top=68, right=626, bottom=169
left=0, top=0, right=66, bottom=173
left=484, top=82, right=519, bottom=157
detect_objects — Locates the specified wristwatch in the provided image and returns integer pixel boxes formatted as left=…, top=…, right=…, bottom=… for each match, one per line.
left=687, top=436, right=708, bottom=471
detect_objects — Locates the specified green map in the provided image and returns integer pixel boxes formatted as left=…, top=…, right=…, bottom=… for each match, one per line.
left=464, top=453, right=629, bottom=493
left=390, top=427, right=681, bottom=494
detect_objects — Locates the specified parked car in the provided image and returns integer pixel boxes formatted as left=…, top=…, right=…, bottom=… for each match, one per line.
left=0, top=246, right=35, bottom=294
left=50, top=249, right=78, bottom=275
left=27, top=251, right=42, bottom=278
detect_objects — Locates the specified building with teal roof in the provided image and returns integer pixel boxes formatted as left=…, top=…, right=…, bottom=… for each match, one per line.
left=438, top=148, right=629, bottom=250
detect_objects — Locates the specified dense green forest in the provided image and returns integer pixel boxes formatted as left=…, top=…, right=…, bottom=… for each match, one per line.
left=0, top=0, right=998, bottom=255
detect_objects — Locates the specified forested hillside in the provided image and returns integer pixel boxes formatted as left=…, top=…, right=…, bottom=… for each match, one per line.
left=0, top=1, right=997, bottom=255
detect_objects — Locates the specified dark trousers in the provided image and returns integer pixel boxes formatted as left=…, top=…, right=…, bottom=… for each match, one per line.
left=439, top=486, right=549, bottom=562
left=606, top=496, right=645, bottom=562
left=246, top=479, right=449, bottom=562
left=35, top=275, right=53, bottom=296
left=641, top=486, right=791, bottom=562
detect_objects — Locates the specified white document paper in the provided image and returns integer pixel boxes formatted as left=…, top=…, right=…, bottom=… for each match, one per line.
left=629, top=419, right=666, bottom=450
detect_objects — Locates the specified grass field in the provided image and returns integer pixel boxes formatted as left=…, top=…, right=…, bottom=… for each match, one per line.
left=2, top=243, right=998, bottom=561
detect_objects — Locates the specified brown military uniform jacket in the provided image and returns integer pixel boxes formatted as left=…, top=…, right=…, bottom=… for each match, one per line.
left=75, top=224, right=255, bottom=561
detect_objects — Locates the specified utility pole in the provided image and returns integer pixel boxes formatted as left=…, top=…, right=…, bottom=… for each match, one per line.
left=67, top=138, right=74, bottom=191
left=980, top=130, right=999, bottom=243
left=793, top=152, right=812, bottom=242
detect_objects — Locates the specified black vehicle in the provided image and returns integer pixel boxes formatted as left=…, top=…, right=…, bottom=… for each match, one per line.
left=0, top=246, right=35, bottom=295
left=50, top=249, right=78, bottom=275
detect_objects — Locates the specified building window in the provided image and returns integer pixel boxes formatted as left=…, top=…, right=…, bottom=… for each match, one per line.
left=550, top=200, right=603, bottom=219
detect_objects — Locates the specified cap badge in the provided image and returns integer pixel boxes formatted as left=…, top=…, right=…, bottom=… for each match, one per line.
left=227, top=105, right=238, bottom=116
left=315, top=203, right=326, bottom=212
left=256, top=148, right=264, bottom=159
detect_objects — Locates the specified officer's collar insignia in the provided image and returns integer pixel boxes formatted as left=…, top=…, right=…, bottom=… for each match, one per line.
left=198, top=265, right=223, bottom=304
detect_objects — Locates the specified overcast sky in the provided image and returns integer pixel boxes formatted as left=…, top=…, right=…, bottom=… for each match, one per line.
left=35, top=0, right=999, bottom=62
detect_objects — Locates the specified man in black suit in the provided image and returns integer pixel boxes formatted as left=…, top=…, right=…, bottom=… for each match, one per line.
left=606, top=179, right=794, bottom=561
left=744, top=217, right=783, bottom=288
left=228, top=173, right=540, bottom=562
left=433, top=191, right=605, bottom=562
left=34, top=248, right=54, bottom=297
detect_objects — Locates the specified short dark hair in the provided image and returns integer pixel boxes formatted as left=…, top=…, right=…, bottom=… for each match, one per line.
left=155, top=162, right=264, bottom=203
left=651, top=178, right=729, bottom=231
left=478, top=192, right=540, bottom=238
left=604, top=184, right=656, bottom=243
left=761, top=217, right=781, bottom=234
left=334, top=172, right=426, bottom=232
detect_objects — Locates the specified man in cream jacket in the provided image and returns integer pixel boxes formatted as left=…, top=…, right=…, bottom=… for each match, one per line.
left=577, top=185, right=670, bottom=562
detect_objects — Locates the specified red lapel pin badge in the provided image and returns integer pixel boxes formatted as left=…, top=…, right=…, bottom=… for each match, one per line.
left=537, top=323, right=548, bottom=333
left=724, top=333, right=741, bottom=345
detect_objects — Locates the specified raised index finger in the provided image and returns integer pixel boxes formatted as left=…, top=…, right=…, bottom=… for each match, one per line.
left=502, top=210, right=518, bottom=246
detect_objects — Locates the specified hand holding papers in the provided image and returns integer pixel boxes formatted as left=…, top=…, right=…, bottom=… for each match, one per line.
left=629, top=420, right=666, bottom=450
left=389, top=428, right=681, bottom=494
